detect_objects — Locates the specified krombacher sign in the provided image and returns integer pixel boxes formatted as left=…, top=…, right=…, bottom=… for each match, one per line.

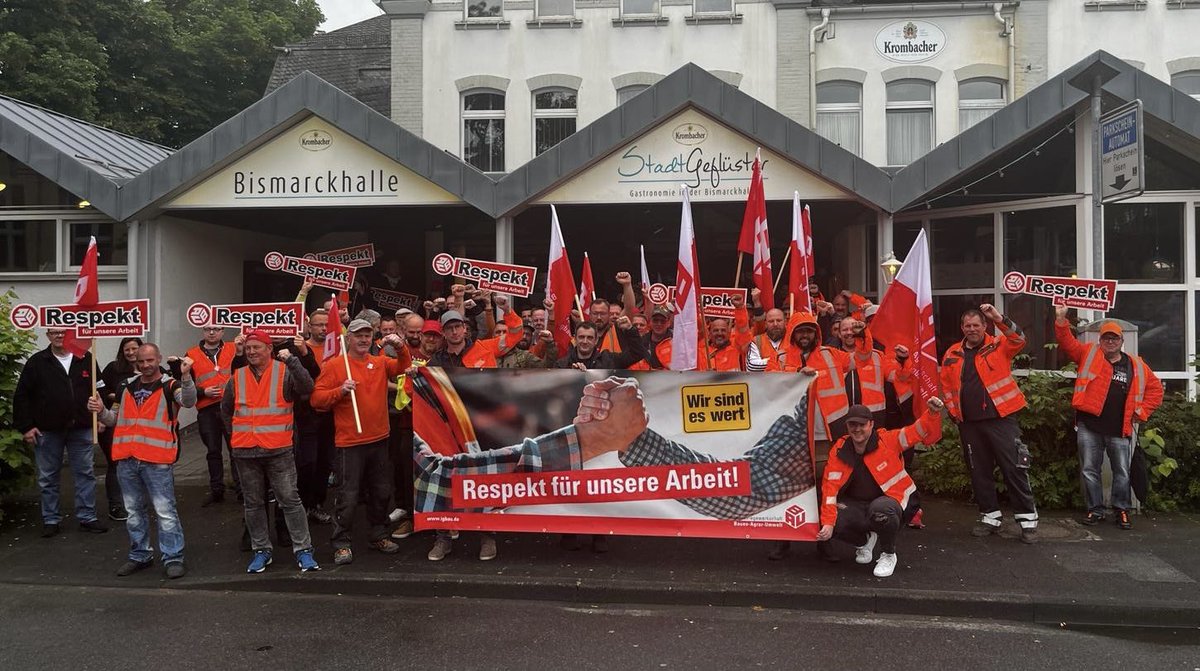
left=875, top=20, right=947, bottom=64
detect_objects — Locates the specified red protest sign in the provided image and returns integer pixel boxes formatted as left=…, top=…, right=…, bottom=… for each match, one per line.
left=304, top=243, right=376, bottom=268
left=1003, top=271, right=1118, bottom=311
left=265, top=252, right=357, bottom=291
left=430, top=253, right=538, bottom=298
left=186, top=302, right=304, bottom=337
left=11, top=299, right=150, bottom=337
left=699, top=287, right=747, bottom=319
left=369, top=287, right=420, bottom=312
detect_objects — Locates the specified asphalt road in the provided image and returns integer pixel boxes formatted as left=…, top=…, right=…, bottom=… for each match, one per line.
left=1, top=584, right=1198, bottom=670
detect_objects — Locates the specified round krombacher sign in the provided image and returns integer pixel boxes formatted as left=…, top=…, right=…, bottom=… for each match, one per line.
left=875, top=20, right=947, bottom=64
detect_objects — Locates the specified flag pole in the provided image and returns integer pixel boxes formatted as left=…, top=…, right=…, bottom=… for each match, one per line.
left=90, top=339, right=99, bottom=444
left=733, top=253, right=744, bottom=289
left=773, top=244, right=792, bottom=293
left=341, top=333, right=363, bottom=433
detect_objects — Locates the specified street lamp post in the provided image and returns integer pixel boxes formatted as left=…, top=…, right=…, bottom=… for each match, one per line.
left=881, top=251, right=902, bottom=286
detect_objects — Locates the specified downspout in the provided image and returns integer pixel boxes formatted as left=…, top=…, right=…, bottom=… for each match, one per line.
left=994, top=4, right=1015, bottom=100
left=126, top=220, right=139, bottom=299
left=809, top=8, right=831, bottom=126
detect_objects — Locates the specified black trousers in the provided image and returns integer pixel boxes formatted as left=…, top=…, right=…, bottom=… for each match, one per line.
left=331, top=439, right=393, bottom=549
left=833, top=496, right=902, bottom=553
left=309, top=413, right=336, bottom=509
left=388, top=413, right=414, bottom=517
left=197, top=404, right=239, bottom=495
left=959, top=415, right=1038, bottom=528
left=294, top=429, right=321, bottom=511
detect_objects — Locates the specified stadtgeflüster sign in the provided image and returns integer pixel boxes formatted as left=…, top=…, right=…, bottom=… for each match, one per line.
left=875, top=20, right=946, bottom=64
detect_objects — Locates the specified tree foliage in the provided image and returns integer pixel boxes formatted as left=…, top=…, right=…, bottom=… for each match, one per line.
left=0, top=0, right=323, bottom=147
left=0, top=290, right=38, bottom=508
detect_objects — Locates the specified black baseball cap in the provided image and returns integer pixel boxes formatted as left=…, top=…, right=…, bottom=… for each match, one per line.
left=845, top=404, right=873, bottom=424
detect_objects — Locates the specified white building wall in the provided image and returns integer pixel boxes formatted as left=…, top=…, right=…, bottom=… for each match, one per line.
left=1046, top=1, right=1200, bottom=82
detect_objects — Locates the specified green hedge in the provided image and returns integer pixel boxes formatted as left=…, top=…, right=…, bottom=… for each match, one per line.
left=0, top=290, right=38, bottom=511
left=914, top=368, right=1198, bottom=512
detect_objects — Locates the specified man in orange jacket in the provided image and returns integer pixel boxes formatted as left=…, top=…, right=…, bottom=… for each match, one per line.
left=816, top=399, right=944, bottom=577
left=311, top=319, right=412, bottom=566
left=187, top=325, right=242, bottom=506
left=1054, top=308, right=1163, bottom=529
left=941, top=304, right=1039, bottom=543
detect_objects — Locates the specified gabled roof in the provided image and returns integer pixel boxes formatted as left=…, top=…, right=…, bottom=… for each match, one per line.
left=891, top=51, right=1200, bottom=211
left=0, top=94, right=173, bottom=217
left=265, top=15, right=390, bottom=117
left=118, top=70, right=496, bottom=220
left=496, top=63, right=892, bottom=216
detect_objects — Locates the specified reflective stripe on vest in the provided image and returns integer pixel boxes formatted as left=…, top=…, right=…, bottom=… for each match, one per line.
left=112, top=386, right=177, bottom=464
left=231, top=361, right=294, bottom=449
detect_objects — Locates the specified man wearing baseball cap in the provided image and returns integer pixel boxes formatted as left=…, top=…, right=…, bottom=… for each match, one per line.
left=816, top=399, right=944, bottom=578
left=311, top=318, right=412, bottom=565
left=429, top=294, right=523, bottom=370
left=1054, top=310, right=1163, bottom=529
left=220, top=330, right=320, bottom=573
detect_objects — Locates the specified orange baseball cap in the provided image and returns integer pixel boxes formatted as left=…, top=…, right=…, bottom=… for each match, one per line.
left=1099, top=321, right=1123, bottom=337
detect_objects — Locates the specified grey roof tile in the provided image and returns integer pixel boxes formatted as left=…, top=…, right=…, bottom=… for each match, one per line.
left=265, top=15, right=391, bottom=118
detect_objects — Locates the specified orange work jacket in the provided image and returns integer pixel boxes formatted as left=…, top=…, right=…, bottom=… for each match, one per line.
left=940, top=319, right=1027, bottom=421
left=1054, top=320, right=1163, bottom=437
left=230, top=360, right=294, bottom=450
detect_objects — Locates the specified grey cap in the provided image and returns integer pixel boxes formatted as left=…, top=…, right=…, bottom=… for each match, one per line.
left=440, top=310, right=466, bottom=326
left=347, top=318, right=373, bottom=333
left=395, top=307, right=414, bottom=316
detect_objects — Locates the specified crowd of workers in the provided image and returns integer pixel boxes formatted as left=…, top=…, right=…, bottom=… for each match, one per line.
left=11, top=270, right=1163, bottom=581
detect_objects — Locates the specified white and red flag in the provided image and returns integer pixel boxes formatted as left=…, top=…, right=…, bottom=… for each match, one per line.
left=639, top=244, right=651, bottom=295
left=737, top=150, right=773, bottom=311
left=63, top=236, right=99, bottom=357
left=324, top=294, right=344, bottom=361
left=547, top=205, right=578, bottom=353
left=671, top=188, right=701, bottom=371
left=578, top=252, right=596, bottom=315
left=787, top=195, right=814, bottom=313
left=869, top=229, right=941, bottom=416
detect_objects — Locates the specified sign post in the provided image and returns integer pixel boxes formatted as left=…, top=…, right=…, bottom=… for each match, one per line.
left=1100, top=100, right=1144, bottom=204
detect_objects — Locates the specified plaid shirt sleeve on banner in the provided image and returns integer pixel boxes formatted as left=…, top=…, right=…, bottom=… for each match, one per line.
left=619, top=396, right=814, bottom=520
left=414, top=426, right=583, bottom=512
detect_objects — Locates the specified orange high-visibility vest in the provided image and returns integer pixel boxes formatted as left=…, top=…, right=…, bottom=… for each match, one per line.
left=940, top=321, right=1027, bottom=421
left=1055, top=321, right=1163, bottom=437
left=188, top=342, right=236, bottom=409
left=820, top=410, right=942, bottom=527
left=789, top=347, right=853, bottom=430
left=706, top=343, right=743, bottom=371
left=112, top=380, right=179, bottom=464
left=755, top=334, right=788, bottom=371
left=231, top=360, right=294, bottom=450
left=598, top=326, right=623, bottom=354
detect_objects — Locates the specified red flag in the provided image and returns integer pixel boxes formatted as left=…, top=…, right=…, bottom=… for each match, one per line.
left=671, top=188, right=701, bottom=371
left=324, top=294, right=344, bottom=361
left=63, top=236, right=99, bottom=358
left=739, top=151, right=773, bottom=310
left=869, top=229, right=940, bottom=416
left=788, top=196, right=813, bottom=313
left=578, top=252, right=595, bottom=316
left=547, top=206, right=578, bottom=353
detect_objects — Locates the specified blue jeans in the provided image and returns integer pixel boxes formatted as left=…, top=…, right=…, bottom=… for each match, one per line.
left=1077, top=423, right=1133, bottom=513
left=117, top=459, right=185, bottom=564
left=35, top=428, right=98, bottom=525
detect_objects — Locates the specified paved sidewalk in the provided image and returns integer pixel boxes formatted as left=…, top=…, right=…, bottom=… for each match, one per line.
left=2, top=432, right=1199, bottom=628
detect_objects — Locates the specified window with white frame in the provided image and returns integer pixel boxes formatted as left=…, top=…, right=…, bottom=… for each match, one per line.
left=621, top=0, right=658, bottom=17
left=462, top=91, right=505, bottom=173
left=533, top=89, right=577, bottom=156
left=0, top=216, right=125, bottom=274
left=886, top=79, right=934, bottom=166
left=694, top=0, right=733, bottom=14
left=958, top=78, right=1005, bottom=132
left=1171, top=70, right=1200, bottom=101
left=536, top=0, right=573, bottom=18
left=816, top=81, right=862, bottom=156
left=617, top=85, right=649, bottom=105
left=465, top=0, right=503, bottom=19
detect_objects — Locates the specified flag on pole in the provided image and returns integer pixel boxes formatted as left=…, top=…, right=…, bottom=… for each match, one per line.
left=63, top=236, right=98, bottom=358
left=788, top=195, right=813, bottom=313
left=738, top=150, right=773, bottom=310
left=578, top=252, right=596, bottom=316
left=639, top=244, right=650, bottom=296
left=547, top=205, right=578, bottom=353
left=324, top=294, right=344, bottom=361
left=671, top=187, right=701, bottom=371
left=869, top=229, right=940, bottom=416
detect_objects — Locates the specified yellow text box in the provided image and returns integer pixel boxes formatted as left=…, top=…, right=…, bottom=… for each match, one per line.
left=680, top=383, right=751, bottom=433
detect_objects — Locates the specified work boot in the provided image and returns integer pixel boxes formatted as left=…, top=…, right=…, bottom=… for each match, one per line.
left=766, top=540, right=789, bottom=561
left=1020, top=528, right=1039, bottom=544
left=971, top=522, right=1000, bottom=537
left=1116, top=509, right=1132, bottom=530
left=427, top=537, right=453, bottom=561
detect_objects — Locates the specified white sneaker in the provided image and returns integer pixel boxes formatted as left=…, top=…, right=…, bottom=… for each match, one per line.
left=388, top=508, right=406, bottom=523
left=855, top=531, right=878, bottom=564
left=874, top=552, right=897, bottom=578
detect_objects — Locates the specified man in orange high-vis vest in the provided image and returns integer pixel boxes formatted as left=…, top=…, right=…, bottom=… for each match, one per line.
left=221, top=330, right=320, bottom=574
left=90, top=344, right=196, bottom=580
left=941, top=304, right=1039, bottom=543
left=705, top=318, right=744, bottom=371
left=746, top=309, right=787, bottom=372
left=187, top=325, right=241, bottom=506
left=815, top=400, right=944, bottom=578
left=1054, top=309, right=1163, bottom=530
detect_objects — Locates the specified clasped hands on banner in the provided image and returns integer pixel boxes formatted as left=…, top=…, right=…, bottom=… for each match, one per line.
left=573, top=376, right=650, bottom=462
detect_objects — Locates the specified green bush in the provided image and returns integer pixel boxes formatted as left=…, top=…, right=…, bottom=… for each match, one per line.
left=0, top=290, right=38, bottom=506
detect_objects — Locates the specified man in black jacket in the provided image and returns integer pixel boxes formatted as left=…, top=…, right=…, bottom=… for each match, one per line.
left=13, top=329, right=109, bottom=537
left=556, top=318, right=646, bottom=370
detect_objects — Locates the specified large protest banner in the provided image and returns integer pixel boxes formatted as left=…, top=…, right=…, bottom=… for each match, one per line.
left=412, top=368, right=817, bottom=541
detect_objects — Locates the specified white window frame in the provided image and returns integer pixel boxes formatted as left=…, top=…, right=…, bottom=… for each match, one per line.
left=958, top=77, right=1006, bottom=132
left=0, top=211, right=125, bottom=277
left=464, top=0, right=504, bottom=21
left=693, top=0, right=734, bottom=16
left=815, top=80, right=862, bottom=156
left=620, top=0, right=660, bottom=18
left=535, top=0, right=574, bottom=18
left=885, top=79, right=935, bottom=166
left=532, top=88, right=578, bottom=157
left=1171, top=70, right=1200, bottom=102
left=461, top=89, right=506, bottom=174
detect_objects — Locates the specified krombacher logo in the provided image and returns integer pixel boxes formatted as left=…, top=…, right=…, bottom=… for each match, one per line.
left=300, top=129, right=333, bottom=151
left=672, top=123, right=708, bottom=146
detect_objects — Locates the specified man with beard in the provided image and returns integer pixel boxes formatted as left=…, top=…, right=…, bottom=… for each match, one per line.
left=499, top=323, right=557, bottom=368
left=704, top=319, right=743, bottom=371
left=746, top=309, right=787, bottom=372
